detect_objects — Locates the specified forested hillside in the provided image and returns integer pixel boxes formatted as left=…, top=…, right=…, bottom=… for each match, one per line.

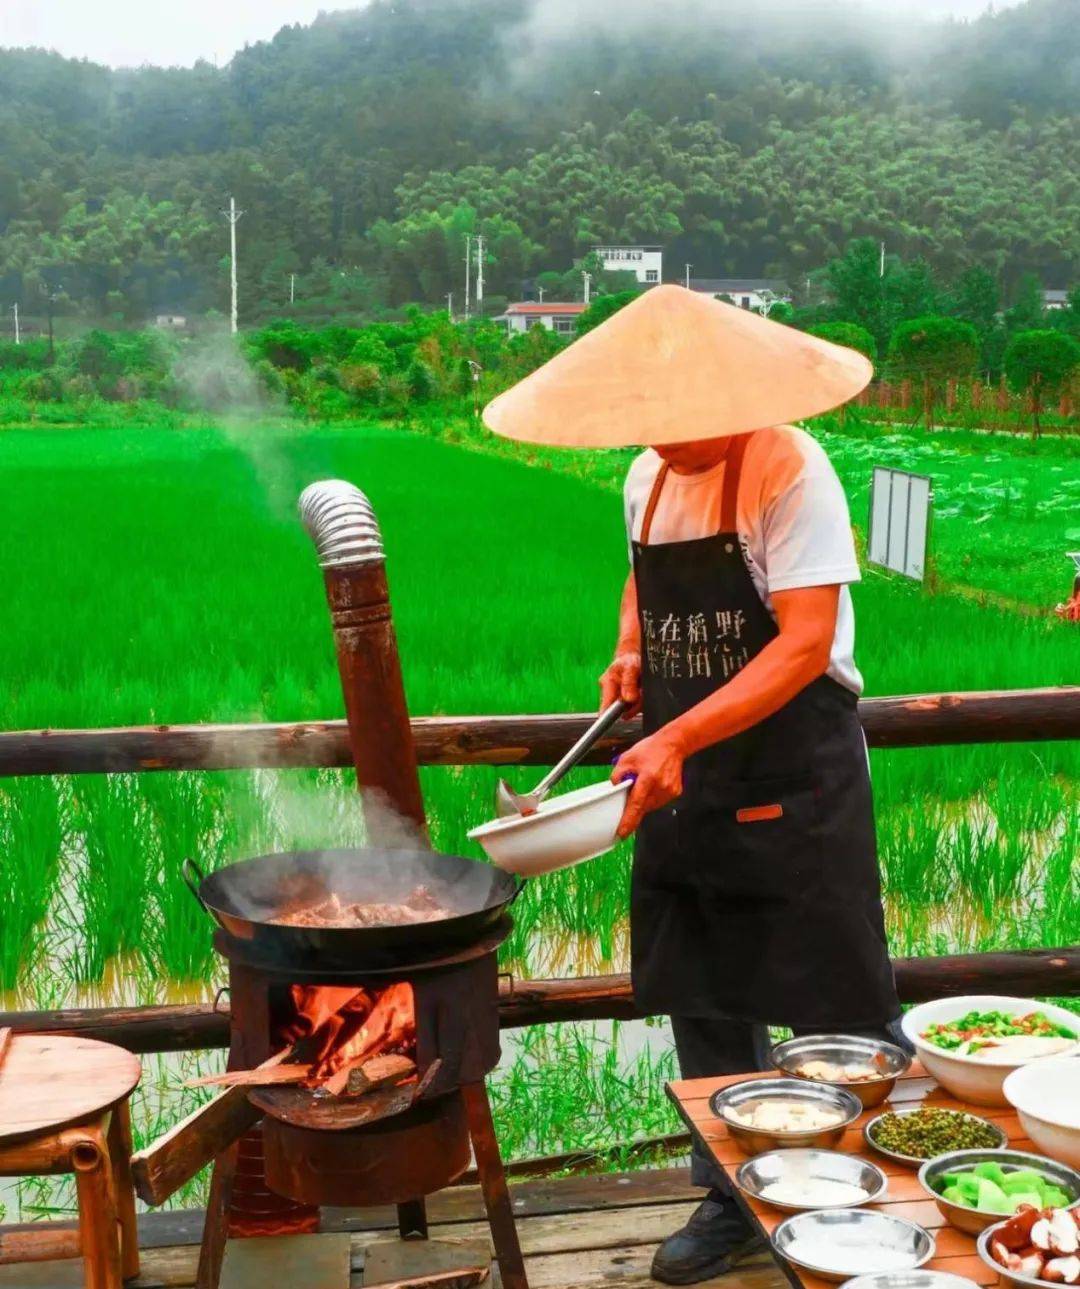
left=1, top=0, right=1077, bottom=322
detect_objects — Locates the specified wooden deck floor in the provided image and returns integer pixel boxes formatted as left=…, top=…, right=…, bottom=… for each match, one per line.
left=0, top=1167, right=788, bottom=1288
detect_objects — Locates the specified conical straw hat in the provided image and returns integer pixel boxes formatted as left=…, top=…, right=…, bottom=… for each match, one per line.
left=483, top=284, right=872, bottom=447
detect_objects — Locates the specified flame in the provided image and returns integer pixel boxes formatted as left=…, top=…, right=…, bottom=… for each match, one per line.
left=280, top=982, right=417, bottom=1089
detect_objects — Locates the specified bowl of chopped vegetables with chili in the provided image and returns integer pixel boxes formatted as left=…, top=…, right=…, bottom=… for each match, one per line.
left=901, top=997, right=1080, bottom=1107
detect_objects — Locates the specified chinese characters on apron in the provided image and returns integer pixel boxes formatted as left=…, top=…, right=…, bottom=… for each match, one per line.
left=630, top=433, right=899, bottom=1027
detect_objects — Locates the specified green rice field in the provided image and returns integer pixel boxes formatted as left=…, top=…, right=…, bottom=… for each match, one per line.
left=0, top=413, right=1076, bottom=1218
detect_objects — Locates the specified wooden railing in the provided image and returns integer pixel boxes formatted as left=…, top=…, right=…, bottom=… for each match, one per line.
left=0, top=684, right=1077, bottom=1050
left=0, top=687, right=1077, bottom=777
left=1, top=947, right=1077, bottom=1052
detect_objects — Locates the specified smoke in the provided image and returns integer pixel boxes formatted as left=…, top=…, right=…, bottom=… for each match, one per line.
left=170, top=326, right=299, bottom=517
left=172, top=326, right=280, bottom=418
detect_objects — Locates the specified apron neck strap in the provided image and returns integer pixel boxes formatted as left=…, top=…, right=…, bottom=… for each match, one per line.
left=639, top=462, right=671, bottom=546
left=638, top=434, right=754, bottom=546
left=719, top=433, right=752, bottom=533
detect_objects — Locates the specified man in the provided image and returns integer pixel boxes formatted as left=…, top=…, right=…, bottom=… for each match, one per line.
left=484, top=286, right=903, bottom=1287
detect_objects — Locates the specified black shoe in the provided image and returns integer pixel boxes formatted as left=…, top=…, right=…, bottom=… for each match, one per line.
left=650, top=1192, right=765, bottom=1285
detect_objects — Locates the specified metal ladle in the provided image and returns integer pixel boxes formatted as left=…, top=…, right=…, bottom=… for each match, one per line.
left=494, top=699, right=629, bottom=818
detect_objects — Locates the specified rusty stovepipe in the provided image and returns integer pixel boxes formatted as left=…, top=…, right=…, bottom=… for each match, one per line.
left=299, top=480, right=428, bottom=842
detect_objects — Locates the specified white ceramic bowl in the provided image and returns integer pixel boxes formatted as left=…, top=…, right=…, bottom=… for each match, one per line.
left=467, top=779, right=631, bottom=876
left=1003, top=1056, right=1080, bottom=1168
left=901, top=996, right=1080, bottom=1107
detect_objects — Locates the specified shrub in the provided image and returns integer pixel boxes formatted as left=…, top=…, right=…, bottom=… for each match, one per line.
left=808, top=321, right=877, bottom=363
left=1003, top=329, right=1080, bottom=436
left=887, top=315, right=979, bottom=427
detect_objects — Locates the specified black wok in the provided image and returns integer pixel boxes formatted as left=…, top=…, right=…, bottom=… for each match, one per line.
left=182, top=847, right=520, bottom=969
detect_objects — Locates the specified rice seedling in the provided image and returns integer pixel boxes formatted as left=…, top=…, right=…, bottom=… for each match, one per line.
left=69, top=776, right=153, bottom=983
left=0, top=413, right=1075, bottom=1200
left=0, top=778, right=65, bottom=990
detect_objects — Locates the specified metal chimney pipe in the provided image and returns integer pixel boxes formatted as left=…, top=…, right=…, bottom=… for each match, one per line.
left=299, top=480, right=428, bottom=842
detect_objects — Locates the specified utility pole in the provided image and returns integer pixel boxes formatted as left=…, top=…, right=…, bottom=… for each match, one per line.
left=289, top=273, right=296, bottom=306
left=446, top=291, right=453, bottom=318
left=685, top=263, right=692, bottom=289
left=538, top=286, right=545, bottom=303
left=463, top=235, right=472, bottom=321
left=222, top=196, right=244, bottom=334
left=11, top=302, right=18, bottom=345
left=40, top=285, right=59, bottom=360
left=474, top=233, right=485, bottom=316
left=880, top=240, right=886, bottom=279
left=583, top=271, right=592, bottom=304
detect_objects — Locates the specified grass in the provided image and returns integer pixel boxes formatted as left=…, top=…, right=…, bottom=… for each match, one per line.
left=0, top=410, right=1076, bottom=1215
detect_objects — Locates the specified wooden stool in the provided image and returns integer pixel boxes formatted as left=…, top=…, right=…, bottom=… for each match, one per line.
left=0, top=1034, right=142, bottom=1288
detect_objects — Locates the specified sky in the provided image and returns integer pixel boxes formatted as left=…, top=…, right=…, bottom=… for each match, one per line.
left=2, top=0, right=1022, bottom=69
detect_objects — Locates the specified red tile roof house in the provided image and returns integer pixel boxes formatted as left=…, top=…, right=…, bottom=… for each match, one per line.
left=499, top=302, right=589, bottom=335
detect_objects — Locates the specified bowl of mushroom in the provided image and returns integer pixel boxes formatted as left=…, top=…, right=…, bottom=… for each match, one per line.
left=978, top=1204, right=1080, bottom=1286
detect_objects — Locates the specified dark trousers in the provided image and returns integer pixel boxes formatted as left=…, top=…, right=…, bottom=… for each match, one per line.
left=672, top=1014, right=911, bottom=1191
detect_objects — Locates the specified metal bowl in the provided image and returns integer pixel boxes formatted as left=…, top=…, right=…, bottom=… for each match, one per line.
left=771, top=1034, right=913, bottom=1109
left=976, top=1221, right=1073, bottom=1289
left=842, top=1272, right=980, bottom=1289
left=863, top=1108, right=1008, bottom=1169
left=772, top=1208, right=936, bottom=1283
left=710, top=1078, right=862, bottom=1158
left=735, top=1148, right=888, bottom=1213
left=918, top=1148, right=1080, bottom=1236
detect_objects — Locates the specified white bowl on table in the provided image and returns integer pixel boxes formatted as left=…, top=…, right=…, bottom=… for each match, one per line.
left=1003, top=1056, right=1080, bottom=1168
left=901, top=996, right=1080, bottom=1107
left=467, top=779, right=631, bottom=876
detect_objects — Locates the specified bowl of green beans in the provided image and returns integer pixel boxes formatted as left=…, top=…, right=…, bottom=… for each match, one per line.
left=863, top=1107, right=1007, bottom=1168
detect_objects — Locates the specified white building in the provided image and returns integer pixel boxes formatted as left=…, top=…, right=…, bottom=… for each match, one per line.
left=593, top=246, right=663, bottom=286
left=153, top=313, right=188, bottom=329
left=689, top=278, right=791, bottom=313
left=501, top=302, right=589, bottom=335
left=1043, top=289, right=1069, bottom=311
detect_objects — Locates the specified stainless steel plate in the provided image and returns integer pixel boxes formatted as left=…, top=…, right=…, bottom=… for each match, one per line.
left=736, top=1148, right=888, bottom=1213
left=772, top=1208, right=935, bottom=1284
left=710, top=1078, right=863, bottom=1157
left=842, top=1272, right=979, bottom=1289
left=771, top=1034, right=912, bottom=1108
left=919, top=1147, right=1080, bottom=1236
left=863, top=1108, right=1007, bottom=1168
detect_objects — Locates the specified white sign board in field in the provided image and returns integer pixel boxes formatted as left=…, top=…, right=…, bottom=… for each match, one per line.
left=868, top=467, right=933, bottom=581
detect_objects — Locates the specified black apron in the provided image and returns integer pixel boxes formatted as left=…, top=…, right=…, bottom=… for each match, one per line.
left=629, top=434, right=899, bottom=1028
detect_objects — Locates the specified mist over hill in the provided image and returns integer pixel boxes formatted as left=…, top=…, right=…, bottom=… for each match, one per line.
left=0, top=0, right=1077, bottom=321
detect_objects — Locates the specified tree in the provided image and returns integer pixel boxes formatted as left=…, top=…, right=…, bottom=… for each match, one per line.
left=887, top=315, right=979, bottom=428
left=808, top=321, right=876, bottom=364
left=1004, top=273, right=1045, bottom=335
left=1003, top=329, right=1080, bottom=437
left=575, top=290, right=639, bottom=337
left=948, top=266, right=1000, bottom=339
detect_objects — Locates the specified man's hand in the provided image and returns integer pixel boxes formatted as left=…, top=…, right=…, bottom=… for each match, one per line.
left=611, top=728, right=686, bottom=837
left=599, top=650, right=642, bottom=715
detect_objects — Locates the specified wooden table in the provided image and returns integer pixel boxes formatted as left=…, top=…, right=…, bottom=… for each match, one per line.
left=668, top=1063, right=1024, bottom=1289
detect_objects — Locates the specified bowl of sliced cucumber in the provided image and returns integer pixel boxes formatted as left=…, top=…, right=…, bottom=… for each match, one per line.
left=918, top=1150, right=1080, bottom=1236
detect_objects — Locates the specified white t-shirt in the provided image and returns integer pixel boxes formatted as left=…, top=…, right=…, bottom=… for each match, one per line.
left=623, top=425, right=863, bottom=695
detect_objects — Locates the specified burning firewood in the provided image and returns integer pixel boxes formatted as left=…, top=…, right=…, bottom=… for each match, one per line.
left=310, top=982, right=415, bottom=1085
left=184, top=1063, right=311, bottom=1090
left=345, top=1053, right=416, bottom=1095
